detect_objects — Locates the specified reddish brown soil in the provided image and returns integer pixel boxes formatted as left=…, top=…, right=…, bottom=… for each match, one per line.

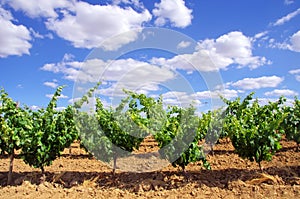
left=0, top=138, right=299, bottom=199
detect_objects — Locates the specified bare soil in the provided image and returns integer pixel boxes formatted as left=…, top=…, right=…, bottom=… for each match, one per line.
left=0, top=138, right=299, bottom=199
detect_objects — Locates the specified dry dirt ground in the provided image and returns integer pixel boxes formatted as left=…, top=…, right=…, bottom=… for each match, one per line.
left=0, top=137, right=299, bottom=199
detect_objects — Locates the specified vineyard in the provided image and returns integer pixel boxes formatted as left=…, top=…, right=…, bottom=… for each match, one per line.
left=0, top=85, right=300, bottom=198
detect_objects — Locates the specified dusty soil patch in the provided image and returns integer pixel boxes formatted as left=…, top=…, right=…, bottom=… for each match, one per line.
left=0, top=138, right=299, bottom=198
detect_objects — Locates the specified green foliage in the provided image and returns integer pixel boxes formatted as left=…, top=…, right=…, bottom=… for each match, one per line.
left=21, top=86, right=78, bottom=173
left=73, top=82, right=101, bottom=109
left=202, top=109, right=226, bottom=150
left=123, top=90, right=166, bottom=135
left=0, top=88, right=32, bottom=184
left=197, top=112, right=211, bottom=142
left=119, top=91, right=211, bottom=171
left=0, top=89, right=32, bottom=154
left=2, top=82, right=298, bottom=177
left=223, top=93, right=286, bottom=169
left=281, top=97, right=300, bottom=145
left=155, top=105, right=211, bottom=171
left=75, top=111, right=109, bottom=159
left=88, top=93, right=150, bottom=173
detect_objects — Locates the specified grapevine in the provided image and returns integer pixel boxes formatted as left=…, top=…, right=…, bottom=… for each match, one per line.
left=223, top=93, right=286, bottom=170
left=21, top=86, right=78, bottom=181
left=0, top=89, right=32, bottom=185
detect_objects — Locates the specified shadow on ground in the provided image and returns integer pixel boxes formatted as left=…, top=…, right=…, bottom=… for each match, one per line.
left=0, top=165, right=299, bottom=192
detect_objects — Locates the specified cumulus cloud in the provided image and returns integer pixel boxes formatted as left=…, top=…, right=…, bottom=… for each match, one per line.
left=157, top=89, right=238, bottom=108
left=265, top=89, right=298, bottom=97
left=0, top=7, right=31, bottom=58
left=231, top=76, right=284, bottom=90
left=256, top=97, right=295, bottom=107
left=290, top=30, right=300, bottom=52
left=152, top=0, right=193, bottom=28
left=4, top=0, right=73, bottom=18
left=30, top=105, right=40, bottom=110
left=4, top=0, right=151, bottom=50
left=160, top=91, right=201, bottom=107
left=41, top=56, right=176, bottom=97
left=269, top=30, right=300, bottom=52
left=212, top=31, right=269, bottom=69
left=199, top=31, right=270, bottom=69
left=177, top=41, right=191, bottom=49
left=289, top=68, right=300, bottom=74
left=112, top=0, right=144, bottom=9
left=55, top=107, right=66, bottom=111
left=43, top=81, right=58, bottom=88
left=46, top=93, right=68, bottom=99
left=97, top=60, right=175, bottom=96
left=152, top=31, right=269, bottom=72
left=151, top=49, right=229, bottom=72
left=272, top=8, right=300, bottom=26
left=193, top=89, right=239, bottom=99
left=45, top=1, right=151, bottom=50
left=289, top=68, right=300, bottom=82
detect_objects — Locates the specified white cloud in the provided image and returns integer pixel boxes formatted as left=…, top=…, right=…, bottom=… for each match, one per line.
left=16, top=84, right=23, bottom=89
left=161, top=91, right=201, bottom=107
left=269, top=38, right=275, bottom=44
left=4, top=0, right=151, bottom=50
left=41, top=57, right=176, bottom=97
left=112, top=0, right=144, bottom=9
left=5, top=0, right=73, bottom=18
left=290, top=30, right=300, bottom=52
left=284, top=0, right=294, bottom=5
left=29, top=28, right=44, bottom=39
left=62, top=53, right=75, bottom=62
left=152, top=0, right=193, bottom=28
left=256, top=97, right=295, bottom=107
left=30, top=105, right=40, bottom=110
left=152, top=31, right=269, bottom=72
left=177, top=41, right=191, bottom=49
left=272, top=8, right=300, bottom=26
left=215, top=32, right=251, bottom=57
left=289, top=68, right=300, bottom=81
left=155, top=89, right=238, bottom=108
left=151, top=49, right=231, bottom=72
left=41, top=57, right=175, bottom=82
left=96, top=60, right=175, bottom=97
left=45, top=1, right=151, bottom=50
left=231, top=76, right=284, bottom=90
left=0, top=7, right=31, bottom=58
left=193, top=89, right=239, bottom=99
left=272, top=30, right=300, bottom=52
left=253, top=31, right=268, bottom=40
left=265, top=89, right=298, bottom=97
left=46, top=93, right=68, bottom=99
left=213, top=31, right=268, bottom=69
left=289, top=68, right=300, bottom=74
left=55, top=107, right=66, bottom=111
left=43, top=81, right=58, bottom=88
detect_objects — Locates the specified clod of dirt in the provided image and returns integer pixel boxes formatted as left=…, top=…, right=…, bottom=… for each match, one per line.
left=288, top=177, right=300, bottom=185
left=133, top=179, right=165, bottom=192
left=21, top=180, right=35, bottom=189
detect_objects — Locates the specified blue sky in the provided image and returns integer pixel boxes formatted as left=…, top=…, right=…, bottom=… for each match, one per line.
left=0, top=0, right=299, bottom=112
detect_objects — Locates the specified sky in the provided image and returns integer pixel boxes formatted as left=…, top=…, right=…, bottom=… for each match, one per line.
left=0, top=0, right=300, bottom=112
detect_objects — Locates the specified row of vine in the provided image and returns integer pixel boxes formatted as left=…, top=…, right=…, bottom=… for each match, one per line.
left=0, top=84, right=299, bottom=185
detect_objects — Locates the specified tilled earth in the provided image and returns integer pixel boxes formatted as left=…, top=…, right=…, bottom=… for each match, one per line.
left=0, top=138, right=299, bottom=199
